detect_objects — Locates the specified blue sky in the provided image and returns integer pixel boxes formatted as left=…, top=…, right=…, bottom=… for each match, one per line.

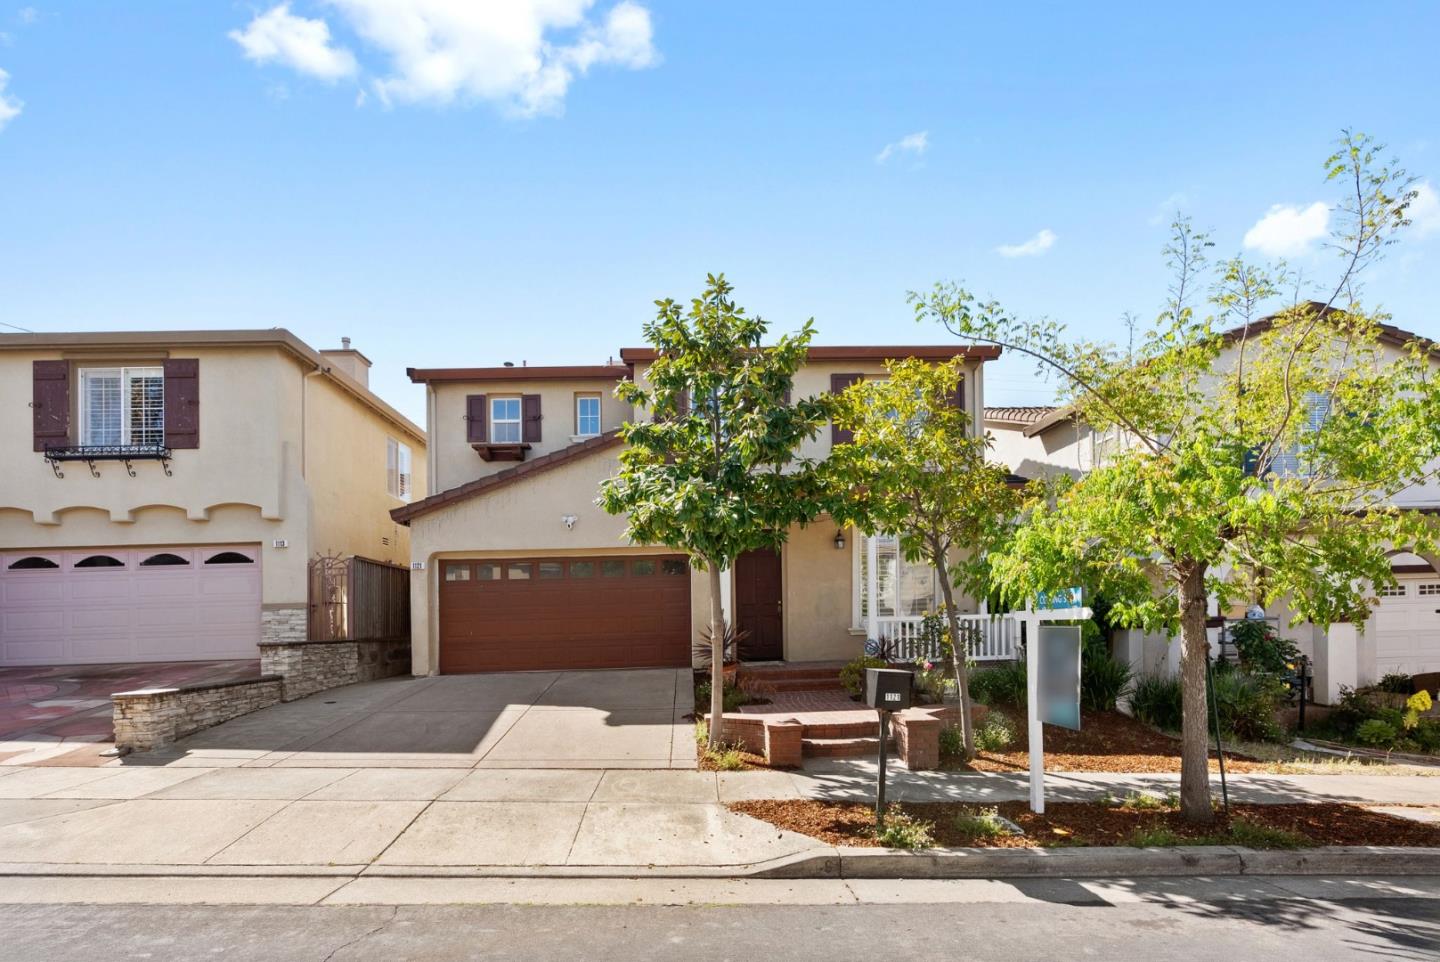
left=1, top=2, right=1438, bottom=423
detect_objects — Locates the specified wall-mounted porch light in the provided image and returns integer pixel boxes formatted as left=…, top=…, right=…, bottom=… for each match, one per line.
left=834, top=530, right=847, bottom=550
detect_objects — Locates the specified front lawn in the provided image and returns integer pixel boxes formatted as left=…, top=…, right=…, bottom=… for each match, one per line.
left=729, top=797, right=1440, bottom=849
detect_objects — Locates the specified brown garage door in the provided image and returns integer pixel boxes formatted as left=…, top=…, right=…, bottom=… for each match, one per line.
left=438, top=555, right=692, bottom=673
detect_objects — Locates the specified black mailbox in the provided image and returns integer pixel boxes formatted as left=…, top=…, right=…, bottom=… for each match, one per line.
left=864, top=668, right=913, bottom=712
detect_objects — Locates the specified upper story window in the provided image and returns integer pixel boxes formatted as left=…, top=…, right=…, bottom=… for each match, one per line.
left=1271, top=392, right=1332, bottom=479
left=387, top=437, right=413, bottom=501
left=79, top=367, right=164, bottom=447
left=491, top=397, right=522, bottom=443
left=575, top=394, right=601, bottom=437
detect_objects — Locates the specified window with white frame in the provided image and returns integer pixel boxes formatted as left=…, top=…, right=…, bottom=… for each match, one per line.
left=1271, top=392, right=1332, bottom=479
left=852, top=532, right=939, bottom=626
left=386, top=437, right=412, bottom=501
left=575, top=394, right=601, bottom=437
left=79, top=367, right=164, bottom=447
left=491, top=397, right=522, bottom=443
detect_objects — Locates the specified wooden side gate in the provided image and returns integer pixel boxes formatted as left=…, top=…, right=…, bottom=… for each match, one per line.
left=307, top=554, right=410, bottom=641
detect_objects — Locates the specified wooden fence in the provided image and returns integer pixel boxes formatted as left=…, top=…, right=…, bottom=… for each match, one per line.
left=307, top=554, right=410, bottom=642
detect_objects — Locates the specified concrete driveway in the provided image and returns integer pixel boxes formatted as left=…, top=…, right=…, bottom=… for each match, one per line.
left=129, top=668, right=697, bottom=770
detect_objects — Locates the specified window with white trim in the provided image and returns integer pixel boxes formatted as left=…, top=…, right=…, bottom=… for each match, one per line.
left=575, top=394, right=601, bottom=437
left=491, top=397, right=522, bottom=443
left=1378, top=583, right=1407, bottom=598
left=79, top=367, right=164, bottom=446
left=386, top=437, right=412, bottom=501
left=852, top=533, right=939, bottom=627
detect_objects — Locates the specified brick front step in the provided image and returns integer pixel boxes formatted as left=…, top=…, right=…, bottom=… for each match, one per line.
left=802, top=735, right=894, bottom=757
left=749, top=678, right=848, bottom=693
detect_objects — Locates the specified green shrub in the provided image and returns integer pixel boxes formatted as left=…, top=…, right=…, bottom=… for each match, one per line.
left=938, top=725, right=965, bottom=757
left=696, top=679, right=752, bottom=713
left=874, top=806, right=934, bottom=849
left=1082, top=654, right=1134, bottom=712
left=952, top=805, right=1007, bottom=840
left=1129, top=826, right=1186, bottom=847
left=1130, top=673, right=1183, bottom=730
left=970, top=660, right=1028, bottom=706
left=707, top=747, right=746, bottom=770
left=1210, top=670, right=1287, bottom=742
left=974, top=710, right=1015, bottom=752
left=1227, top=620, right=1300, bottom=676
left=1227, top=819, right=1307, bottom=850
left=1377, top=672, right=1415, bottom=695
left=1356, top=718, right=1399, bottom=747
left=1110, top=792, right=1175, bottom=811
left=839, top=655, right=888, bottom=698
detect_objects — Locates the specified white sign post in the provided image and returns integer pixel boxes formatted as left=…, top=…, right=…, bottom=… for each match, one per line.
left=1025, top=600, right=1090, bottom=814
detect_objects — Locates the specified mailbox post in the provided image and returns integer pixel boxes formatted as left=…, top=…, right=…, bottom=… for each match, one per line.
left=865, top=668, right=913, bottom=829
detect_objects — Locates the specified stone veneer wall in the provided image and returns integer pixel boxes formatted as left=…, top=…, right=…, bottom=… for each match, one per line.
left=259, top=638, right=411, bottom=702
left=112, top=676, right=284, bottom=752
left=261, top=604, right=308, bottom=645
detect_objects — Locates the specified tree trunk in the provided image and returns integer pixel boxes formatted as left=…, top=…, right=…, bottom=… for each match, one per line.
left=1176, top=560, right=1215, bottom=824
left=935, top=554, right=975, bottom=758
left=707, top=559, right=727, bottom=751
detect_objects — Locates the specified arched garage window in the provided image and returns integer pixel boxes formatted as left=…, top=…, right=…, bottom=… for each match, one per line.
left=75, top=555, right=124, bottom=568
left=140, top=553, right=189, bottom=567
left=8, top=557, right=59, bottom=570
left=204, top=551, right=254, bottom=565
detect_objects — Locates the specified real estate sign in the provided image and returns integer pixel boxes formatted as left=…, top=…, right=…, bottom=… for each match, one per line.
left=1037, top=624, right=1082, bottom=731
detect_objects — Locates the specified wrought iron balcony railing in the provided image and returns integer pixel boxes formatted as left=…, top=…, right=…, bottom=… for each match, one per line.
left=42, top=443, right=173, bottom=478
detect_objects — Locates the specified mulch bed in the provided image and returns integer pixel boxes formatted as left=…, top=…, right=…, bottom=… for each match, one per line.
left=948, top=704, right=1276, bottom=774
left=729, top=798, right=1440, bottom=848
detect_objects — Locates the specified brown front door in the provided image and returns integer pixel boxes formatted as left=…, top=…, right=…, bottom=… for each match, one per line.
left=438, top=555, right=692, bottom=673
left=735, top=548, right=783, bottom=661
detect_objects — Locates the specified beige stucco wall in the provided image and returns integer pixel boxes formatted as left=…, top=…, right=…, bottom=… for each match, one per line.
left=428, top=377, right=629, bottom=494
left=303, top=371, right=425, bottom=567
left=1, top=343, right=425, bottom=612
left=986, top=419, right=1094, bottom=481
left=781, top=520, right=857, bottom=661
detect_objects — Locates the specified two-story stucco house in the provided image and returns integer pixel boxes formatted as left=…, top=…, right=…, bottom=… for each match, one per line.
left=391, top=345, right=999, bottom=676
left=0, top=330, right=426, bottom=667
left=982, top=316, right=1440, bottom=701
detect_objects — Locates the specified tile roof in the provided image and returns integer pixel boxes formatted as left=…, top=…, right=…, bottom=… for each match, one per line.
left=984, top=406, right=1057, bottom=426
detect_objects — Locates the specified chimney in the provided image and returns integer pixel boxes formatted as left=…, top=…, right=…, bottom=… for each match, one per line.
left=320, top=337, right=372, bottom=388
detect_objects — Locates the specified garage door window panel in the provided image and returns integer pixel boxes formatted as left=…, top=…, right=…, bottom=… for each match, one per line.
left=538, top=562, right=564, bottom=580
left=570, top=561, right=595, bottom=578
left=632, top=559, right=656, bottom=576
left=507, top=562, right=532, bottom=580
left=8, top=557, right=59, bottom=570
left=75, top=555, right=125, bottom=568
left=477, top=563, right=501, bottom=581
left=444, top=564, right=471, bottom=582
left=204, top=551, right=254, bottom=565
left=140, top=552, right=190, bottom=567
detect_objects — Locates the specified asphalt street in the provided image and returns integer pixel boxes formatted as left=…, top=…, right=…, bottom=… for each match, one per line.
left=4, top=877, right=1438, bottom=961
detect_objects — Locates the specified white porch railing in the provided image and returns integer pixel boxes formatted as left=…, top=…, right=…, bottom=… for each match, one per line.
left=874, top=614, right=1021, bottom=662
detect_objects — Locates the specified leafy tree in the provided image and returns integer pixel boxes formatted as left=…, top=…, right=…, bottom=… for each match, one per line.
left=825, top=357, right=1021, bottom=756
left=598, top=274, right=830, bottom=748
left=913, top=132, right=1440, bottom=822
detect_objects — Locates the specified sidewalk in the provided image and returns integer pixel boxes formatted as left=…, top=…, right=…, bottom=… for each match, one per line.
left=1, top=761, right=1438, bottom=877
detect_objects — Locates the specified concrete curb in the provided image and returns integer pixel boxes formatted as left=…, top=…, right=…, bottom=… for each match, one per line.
left=3, top=846, right=1439, bottom=880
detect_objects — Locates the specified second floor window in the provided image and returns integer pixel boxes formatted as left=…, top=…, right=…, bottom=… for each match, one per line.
left=576, top=394, right=601, bottom=437
left=387, top=437, right=412, bottom=501
left=491, top=397, right=522, bottom=443
left=80, top=367, right=164, bottom=447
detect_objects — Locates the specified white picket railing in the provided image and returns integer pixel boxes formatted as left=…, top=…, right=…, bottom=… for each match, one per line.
left=874, top=614, right=1021, bottom=662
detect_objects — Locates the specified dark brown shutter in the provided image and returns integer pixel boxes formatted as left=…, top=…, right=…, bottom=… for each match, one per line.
left=522, top=394, right=542, bottom=443
left=676, top=390, right=690, bottom=416
left=829, top=372, right=863, bottom=445
left=163, top=359, right=200, bottom=449
left=32, top=360, right=70, bottom=452
left=466, top=394, right=488, bottom=443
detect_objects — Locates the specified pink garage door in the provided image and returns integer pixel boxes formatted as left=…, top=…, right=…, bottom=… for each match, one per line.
left=0, top=546, right=262, bottom=666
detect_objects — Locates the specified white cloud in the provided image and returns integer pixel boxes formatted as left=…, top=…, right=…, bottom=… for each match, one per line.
left=875, top=130, right=928, bottom=164
left=17, top=7, right=37, bottom=25
left=996, top=228, right=1057, bottom=258
left=0, top=68, right=21, bottom=131
left=232, top=1, right=658, bottom=116
left=1408, top=181, right=1440, bottom=238
left=1242, top=201, right=1330, bottom=257
left=1148, top=191, right=1188, bottom=226
left=229, top=4, right=358, bottom=82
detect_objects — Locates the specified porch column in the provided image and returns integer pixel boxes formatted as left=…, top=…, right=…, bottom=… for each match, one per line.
left=1314, top=621, right=1359, bottom=705
left=866, top=532, right=879, bottom=641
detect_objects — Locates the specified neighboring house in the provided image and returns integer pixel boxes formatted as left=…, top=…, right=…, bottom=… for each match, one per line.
left=982, top=316, right=1440, bottom=700
left=391, top=345, right=1000, bottom=675
left=0, top=330, right=426, bottom=666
